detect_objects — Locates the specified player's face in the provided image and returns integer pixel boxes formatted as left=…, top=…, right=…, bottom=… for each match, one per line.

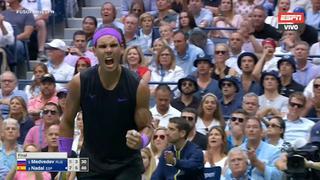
left=93, top=35, right=123, bottom=72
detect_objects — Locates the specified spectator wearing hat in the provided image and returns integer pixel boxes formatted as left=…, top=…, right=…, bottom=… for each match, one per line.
left=45, top=39, right=75, bottom=84
left=237, top=52, right=262, bottom=95
left=293, top=41, right=320, bottom=86
left=173, top=30, right=204, bottom=75
left=252, top=38, right=280, bottom=81
left=73, top=57, right=91, bottom=75
left=219, top=76, right=242, bottom=116
left=192, top=54, right=222, bottom=100
left=171, top=77, right=200, bottom=111
left=278, top=55, right=305, bottom=97
left=57, top=88, right=67, bottom=117
left=28, top=74, right=58, bottom=123
left=64, top=30, right=98, bottom=67
left=0, top=71, right=28, bottom=118
left=258, top=71, right=289, bottom=115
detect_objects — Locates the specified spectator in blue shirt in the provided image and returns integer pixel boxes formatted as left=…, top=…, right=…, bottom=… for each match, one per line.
left=234, top=117, right=283, bottom=180
left=152, top=117, right=204, bottom=180
left=0, top=71, right=28, bottom=118
left=188, top=0, right=213, bottom=28
left=173, top=30, right=204, bottom=75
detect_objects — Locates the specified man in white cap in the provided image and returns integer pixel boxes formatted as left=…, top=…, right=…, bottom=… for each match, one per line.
left=45, top=39, right=74, bottom=86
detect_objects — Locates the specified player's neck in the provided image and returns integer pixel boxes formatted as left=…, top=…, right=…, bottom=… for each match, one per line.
left=99, top=65, right=122, bottom=90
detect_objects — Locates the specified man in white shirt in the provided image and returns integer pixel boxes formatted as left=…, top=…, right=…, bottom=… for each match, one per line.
left=283, top=92, right=315, bottom=145
left=45, top=39, right=74, bottom=88
left=150, top=84, right=181, bottom=128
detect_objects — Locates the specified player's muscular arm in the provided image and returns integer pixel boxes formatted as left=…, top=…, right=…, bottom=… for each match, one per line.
left=135, top=79, right=153, bottom=136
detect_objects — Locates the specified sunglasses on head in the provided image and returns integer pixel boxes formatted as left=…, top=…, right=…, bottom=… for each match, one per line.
left=289, top=102, right=303, bottom=108
left=43, top=109, right=58, bottom=115
left=182, top=116, right=194, bottom=121
left=215, top=50, right=226, bottom=55
left=153, top=134, right=166, bottom=140
left=231, top=117, right=244, bottom=123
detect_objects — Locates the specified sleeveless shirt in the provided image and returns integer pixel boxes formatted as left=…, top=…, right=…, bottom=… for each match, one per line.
left=80, top=65, right=142, bottom=172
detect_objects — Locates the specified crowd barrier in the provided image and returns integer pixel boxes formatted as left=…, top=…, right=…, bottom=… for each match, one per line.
left=17, top=79, right=320, bottom=122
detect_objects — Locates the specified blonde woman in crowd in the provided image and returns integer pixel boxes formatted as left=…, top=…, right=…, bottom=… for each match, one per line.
left=196, top=93, right=225, bottom=135
left=150, top=127, right=168, bottom=164
left=150, top=46, right=184, bottom=96
left=141, top=147, right=157, bottom=180
left=123, top=45, right=151, bottom=82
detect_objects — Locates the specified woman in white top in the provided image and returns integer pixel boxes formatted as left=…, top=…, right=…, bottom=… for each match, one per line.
left=150, top=46, right=184, bottom=96
left=150, top=127, right=169, bottom=165
left=196, top=93, right=225, bottom=135
left=204, top=126, right=228, bottom=174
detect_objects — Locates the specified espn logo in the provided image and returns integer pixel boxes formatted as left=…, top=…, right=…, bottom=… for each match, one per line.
left=278, top=12, right=305, bottom=31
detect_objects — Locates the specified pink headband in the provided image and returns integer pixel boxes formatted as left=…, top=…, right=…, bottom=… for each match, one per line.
left=93, top=27, right=123, bottom=46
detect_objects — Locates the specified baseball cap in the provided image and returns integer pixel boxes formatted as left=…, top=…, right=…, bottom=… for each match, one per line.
left=45, top=39, right=68, bottom=52
left=277, top=55, right=296, bottom=72
left=310, top=122, right=320, bottom=143
left=193, top=54, right=213, bottom=67
left=41, top=74, right=56, bottom=83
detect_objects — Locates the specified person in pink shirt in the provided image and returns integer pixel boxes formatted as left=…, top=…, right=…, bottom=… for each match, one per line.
left=24, top=102, right=61, bottom=149
left=28, top=74, right=58, bottom=123
left=6, top=144, right=51, bottom=180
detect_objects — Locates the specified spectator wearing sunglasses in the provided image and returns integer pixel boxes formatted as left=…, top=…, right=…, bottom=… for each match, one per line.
left=211, top=43, right=238, bottom=81
left=150, top=127, right=169, bottom=165
left=28, top=74, right=58, bottom=123
left=283, top=92, right=315, bottom=146
left=226, top=109, right=248, bottom=151
left=181, top=107, right=207, bottom=150
left=171, top=77, right=200, bottom=111
left=218, top=76, right=242, bottom=116
left=266, top=116, right=286, bottom=149
left=24, top=102, right=61, bottom=149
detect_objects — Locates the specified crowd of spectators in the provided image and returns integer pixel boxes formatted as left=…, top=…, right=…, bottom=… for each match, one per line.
left=1, top=0, right=320, bottom=179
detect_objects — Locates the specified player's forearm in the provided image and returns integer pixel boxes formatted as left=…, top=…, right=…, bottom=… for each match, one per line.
left=60, top=117, right=74, bottom=138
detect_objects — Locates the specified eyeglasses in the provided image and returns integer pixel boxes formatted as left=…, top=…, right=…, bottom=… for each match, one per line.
left=182, top=82, right=193, bottom=87
left=43, top=110, right=58, bottom=115
left=289, top=102, right=303, bottom=108
left=313, top=84, right=320, bottom=89
left=153, top=134, right=166, bottom=140
left=182, top=116, right=194, bottom=121
left=231, top=117, right=244, bottom=123
left=267, top=123, right=281, bottom=128
left=222, top=82, right=233, bottom=87
left=215, top=50, right=226, bottom=55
